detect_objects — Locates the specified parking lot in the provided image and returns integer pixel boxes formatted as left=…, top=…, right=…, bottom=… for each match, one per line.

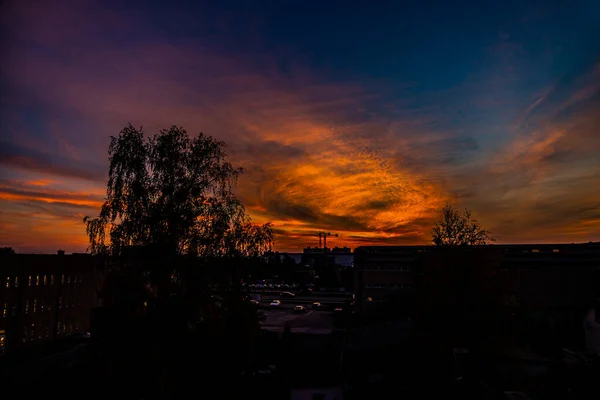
left=259, top=308, right=335, bottom=334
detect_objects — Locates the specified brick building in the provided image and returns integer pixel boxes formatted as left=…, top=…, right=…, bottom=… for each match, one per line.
left=0, top=251, right=103, bottom=355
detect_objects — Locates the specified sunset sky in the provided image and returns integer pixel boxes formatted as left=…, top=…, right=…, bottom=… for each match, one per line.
left=1, top=0, right=599, bottom=253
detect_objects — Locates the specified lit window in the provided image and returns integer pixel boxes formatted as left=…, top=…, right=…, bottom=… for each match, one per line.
left=5, top=277, right=9, bottom=288
left=43, top=275, right=47, bottom=285
left=2, top=303, right=6, bottom=318
left=28, top=276, right=32, bottom=286
left=30, top=324, right=35, bottom=341
left=25, top=300, right=29, bottom=314
left=367, top=297, right=373, bottom=302
left=61, top=274, right=65, bottom=284
left=15, top=276, right=19, bottom=287
left=36, top=275, right=40, bottom=285
left=33, top=299, right=37, bottom=313
left=50, top=275, right=54, bottom=285
left=41, top=301, right=45, bottom=312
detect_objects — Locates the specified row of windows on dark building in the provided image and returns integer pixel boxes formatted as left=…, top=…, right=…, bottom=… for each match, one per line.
left=3, top=273, right=84, bottom=289
left=3, top=295, right=83, bottom=318
left=20, top=317, right=80, bottom=342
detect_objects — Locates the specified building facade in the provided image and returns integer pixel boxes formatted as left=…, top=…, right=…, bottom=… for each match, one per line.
left=0, top=252, right=102, bottom=355
left=354, top=243, right=600, bottom=334
left=354, top=246, right=426, bottom=311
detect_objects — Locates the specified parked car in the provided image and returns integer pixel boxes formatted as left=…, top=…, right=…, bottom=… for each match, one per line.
left=294, top=305, right=305, bottom=313
left=250, top=300, right=260, bottom=306
left=312, top=302, right=322, bottom=309
left=280, top=291, right=296, bottom=298
left=270, top=300, right=281, bottom=307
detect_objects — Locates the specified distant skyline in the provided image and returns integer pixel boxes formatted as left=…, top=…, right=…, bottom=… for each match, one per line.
left=1, top=0, right=599, bottom=253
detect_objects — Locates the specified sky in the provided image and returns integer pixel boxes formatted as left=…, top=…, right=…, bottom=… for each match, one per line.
left=1, top=0, right=599, bottom=253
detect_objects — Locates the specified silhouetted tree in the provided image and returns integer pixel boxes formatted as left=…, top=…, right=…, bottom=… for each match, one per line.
left=431, top=204, right=494, bottom=246
left=414, top=206, right=507, bottom=352
left=82, top=124, right=273, bottom=396
left=84, top=124, right=272, bottom=258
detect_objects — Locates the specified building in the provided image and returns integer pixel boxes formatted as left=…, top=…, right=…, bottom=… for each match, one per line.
left=354, top=243, right=600, bottom=351
left=0, top=251, right=102, bottom=355
left=353, top=246, right=426, bottom=312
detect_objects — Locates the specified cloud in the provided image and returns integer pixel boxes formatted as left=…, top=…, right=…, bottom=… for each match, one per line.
left=0, top=142, right=106, bottom=182
left=0, top=0, right=599, bottom=252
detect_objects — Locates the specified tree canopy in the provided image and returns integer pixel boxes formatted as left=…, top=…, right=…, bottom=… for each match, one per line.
left=431, top=204, right=494, bottom=246
left=84, top=124, right=272, bottom=258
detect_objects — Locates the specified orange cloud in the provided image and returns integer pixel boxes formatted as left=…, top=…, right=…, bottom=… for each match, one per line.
left=1, top=0, right=599, bottom=253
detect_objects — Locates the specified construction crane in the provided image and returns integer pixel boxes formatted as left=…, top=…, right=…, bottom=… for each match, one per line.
left=316, top=231, right=338, bottom=251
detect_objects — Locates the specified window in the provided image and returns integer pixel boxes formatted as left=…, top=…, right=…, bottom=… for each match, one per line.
left=25, top=300, right=29, bottom=314
left=50, top=275, right=54, bottom=285
left=67, top=275, right=71, bottom=284
left=14, top=276, right=19, bottom=287
left=35, top=274, right=40, bottom=286
left=0, top=331, right=5, bottom=355
left=2, top=303, right=6, bottom=318
left=79, top=274, right=83, bottom=283
left=41, top=300, right=45, bottom=312
left=61, top=274, right=65, bottom=284
left=28, top=276, right=32, bottom=286
left=5, top=277, right=9, bottom=288
left=33, top=298, right=37, bottom=313
left=43, top=275, right=47, bottom=285
left=29, top=323, right=35, bottom=341
left=58, top=296, right=63, bottom=309
left=75, top=317, right=80, bottom=331
left=57, top=322, right=62, bottom=335
left=22, top=326, right=27, bottom=342
left=12, top=305, right=16, bottom=317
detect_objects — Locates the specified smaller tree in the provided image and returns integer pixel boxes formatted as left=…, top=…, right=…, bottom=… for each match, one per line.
left=431, top=204, right=494, bottom=246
